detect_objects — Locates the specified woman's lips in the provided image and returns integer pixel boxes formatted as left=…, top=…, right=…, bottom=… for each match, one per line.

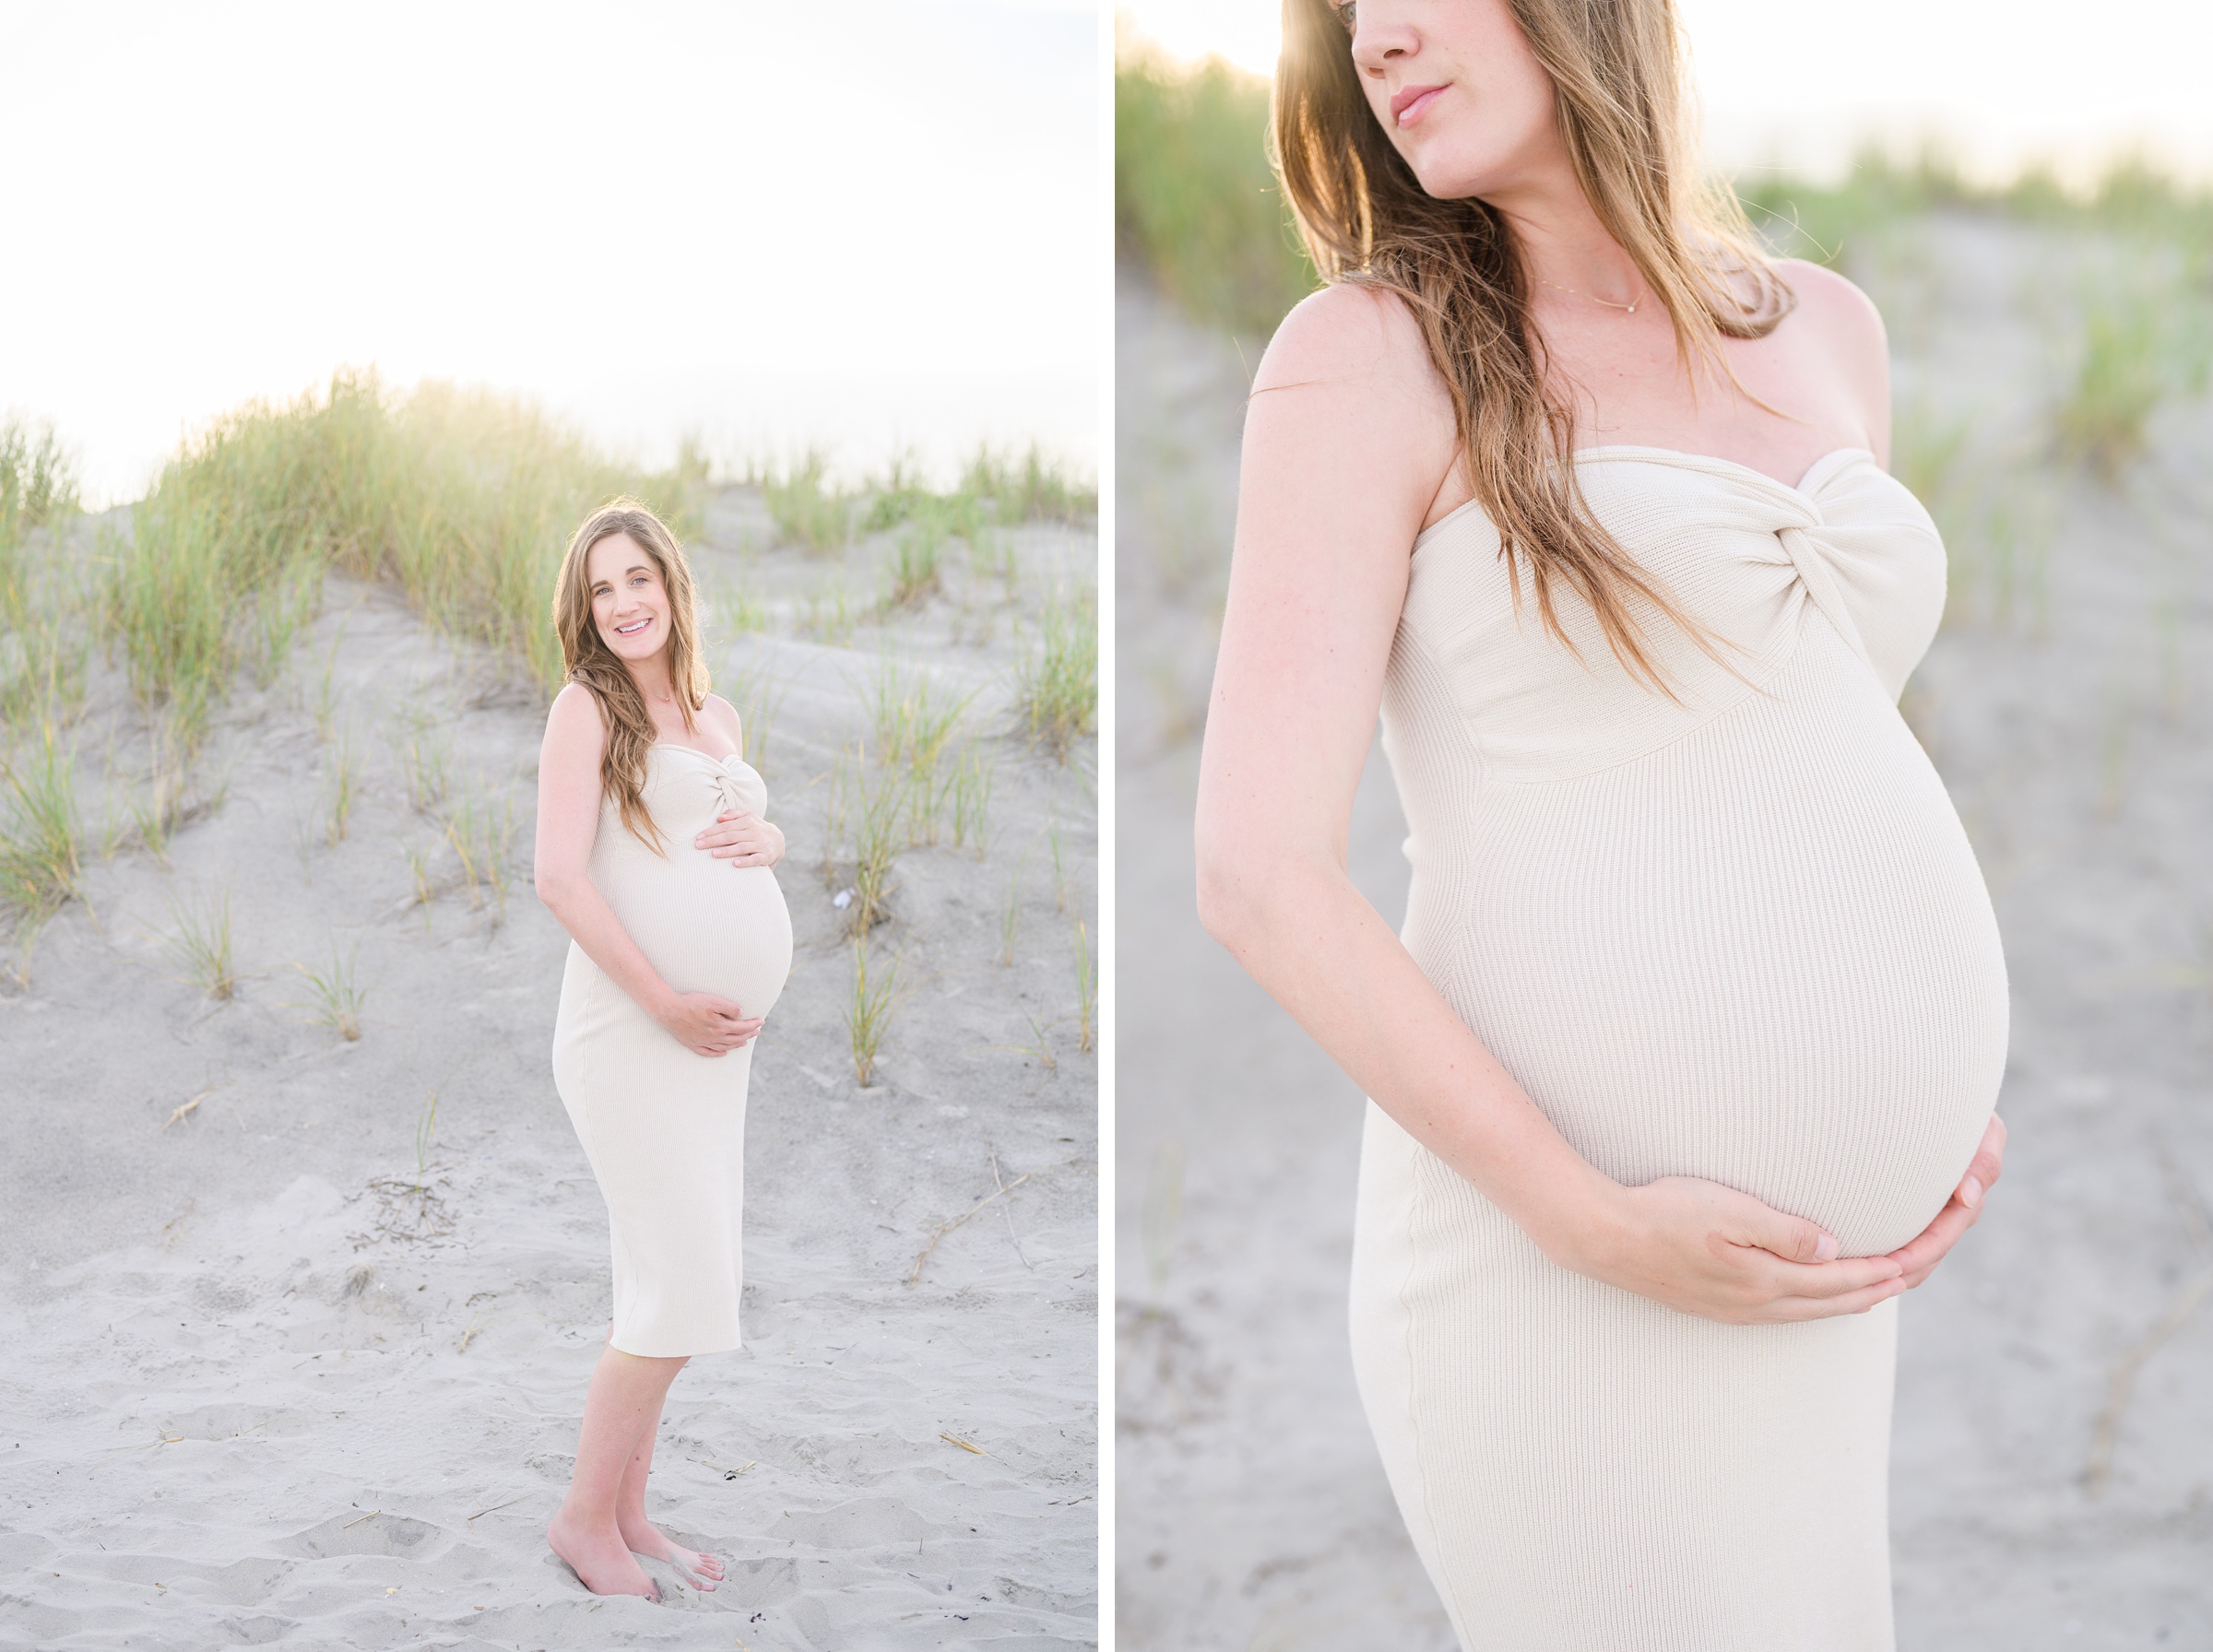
left=1391, top=83, right=1447, bottom=127
left=614, top=615, right=654, bottom=636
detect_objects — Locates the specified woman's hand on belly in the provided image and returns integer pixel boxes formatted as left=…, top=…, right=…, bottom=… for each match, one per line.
left=695, top=808, right=785, bottom=868
left=1882, top=1112, right=2006, bottom=1291
left=1568, top=1175, right=1912, bottom=1325
left=656, top=989, right=764, bottom=1057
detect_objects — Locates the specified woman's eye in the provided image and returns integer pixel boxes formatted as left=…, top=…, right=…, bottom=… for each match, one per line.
left=1336, top=1, right=1356, bottom=36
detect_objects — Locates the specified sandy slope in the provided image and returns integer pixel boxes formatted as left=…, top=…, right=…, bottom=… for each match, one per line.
left=0, top=489, right=1099, bottom=1649
left=1115, top=233, right=2213, bottom=1651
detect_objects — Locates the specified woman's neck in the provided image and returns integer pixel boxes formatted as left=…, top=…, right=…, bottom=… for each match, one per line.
left=1484, top=163, right=1642, bottom=310
left=623, top=654, right=681, bottom=717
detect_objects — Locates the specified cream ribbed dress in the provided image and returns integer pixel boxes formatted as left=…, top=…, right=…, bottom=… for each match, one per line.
left=550, top=744, right=793, bottom=1358
left=1350, top=448, right=2008, bottom=1649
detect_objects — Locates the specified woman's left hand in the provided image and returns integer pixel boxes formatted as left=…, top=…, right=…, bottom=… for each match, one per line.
left=1882, top=1112, right=2006, bottom=1290
left=695, top=808, right=784, bottom=868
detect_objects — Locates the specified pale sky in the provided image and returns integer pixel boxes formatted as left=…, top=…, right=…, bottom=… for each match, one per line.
left=1, top=1, right=1099, bottom=504
left=1120, top=0, right=2213, bottom=187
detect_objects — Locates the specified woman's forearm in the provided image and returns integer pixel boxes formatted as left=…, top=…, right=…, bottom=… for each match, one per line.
left=1200, top=848, right=1624, bottom=1263
left=538, top=873, right=676, bottom=1022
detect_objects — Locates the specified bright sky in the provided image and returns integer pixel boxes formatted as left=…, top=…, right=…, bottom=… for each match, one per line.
left=1120, top=0, right=2213, bottom=187
left=1, top=1, right=1098, bottom=504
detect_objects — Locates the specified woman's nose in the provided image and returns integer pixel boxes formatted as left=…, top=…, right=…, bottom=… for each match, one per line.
left=1349, top=3, right=1417, bottom=68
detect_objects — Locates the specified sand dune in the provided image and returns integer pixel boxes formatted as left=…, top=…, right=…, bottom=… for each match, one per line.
left=0, top=489, right=1099, bottom=1648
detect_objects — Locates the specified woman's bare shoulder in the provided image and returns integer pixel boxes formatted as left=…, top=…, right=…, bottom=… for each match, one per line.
left=544, top=680, right=607, bottom=752
left=1256, top=281, right=1451, bottom=406
left=1770, top=257, right=1889, bottom=447
left=1773, top=258, right=1888, bottom=370
left=698, top=692, right=745, bottom=743
left=1249, top=282, right=1461, bottom=522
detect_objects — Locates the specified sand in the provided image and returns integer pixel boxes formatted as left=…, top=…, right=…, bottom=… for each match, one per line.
left=1114, top=228, right=2213, bottom=1650
left=0, top=486, right=1099, bottom=1648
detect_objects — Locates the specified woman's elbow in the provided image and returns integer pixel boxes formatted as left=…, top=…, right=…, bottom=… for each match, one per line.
left=533, top=866, right=577, bottom=912
left=1194, top=832, right=1270, bottom=950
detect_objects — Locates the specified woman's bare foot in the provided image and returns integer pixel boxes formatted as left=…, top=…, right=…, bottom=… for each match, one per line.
left=618, top=1514, right=725, bottom=1590
left=548, top=1504, right=660, bottom=1600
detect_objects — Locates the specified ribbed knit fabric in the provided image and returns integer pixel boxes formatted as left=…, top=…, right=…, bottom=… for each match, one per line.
left=550, top=746, right=794, bottom=1357
left=1350, top=448, right=2008, bottom=1650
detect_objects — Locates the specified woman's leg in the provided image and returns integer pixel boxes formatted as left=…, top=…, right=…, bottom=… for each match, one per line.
left=546, top=1329, right=688, bottom=1599
left=613, top=1391, right=727, bottom=1587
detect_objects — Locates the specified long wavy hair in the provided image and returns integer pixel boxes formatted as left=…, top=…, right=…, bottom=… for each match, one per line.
left=550, top=499, right=709, bottom=854
left=1273, top=0, right=1794, bottom=691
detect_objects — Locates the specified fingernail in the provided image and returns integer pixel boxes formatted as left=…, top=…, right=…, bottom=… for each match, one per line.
left=1960, top=1175, right=1982, bottom=1209
left=1815, top=1232, right=1839, bottom=1262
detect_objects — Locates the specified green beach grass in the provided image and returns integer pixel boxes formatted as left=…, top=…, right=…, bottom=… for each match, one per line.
left=101, top=370, right=703, bottom=743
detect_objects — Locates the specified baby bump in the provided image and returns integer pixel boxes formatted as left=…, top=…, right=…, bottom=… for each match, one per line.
left=1407, top=698, right=2008, bottom=1257
left=604, top=857, right=794, bottom=1020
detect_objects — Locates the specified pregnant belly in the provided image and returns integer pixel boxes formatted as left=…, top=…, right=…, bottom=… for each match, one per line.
left=1402, top=680, right=2009, bottom=1257
left=604, top=857, right=795, bottom=1021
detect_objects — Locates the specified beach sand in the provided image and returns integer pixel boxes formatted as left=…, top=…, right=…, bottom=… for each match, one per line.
left=1115, top=233, right=2213, bottom=1650
left=0, top=489, right=1099, bottom=1648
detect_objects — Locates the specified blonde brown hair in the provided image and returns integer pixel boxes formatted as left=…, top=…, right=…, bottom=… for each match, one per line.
left=1273, top=0, right=1793, bottom=691
left=550, top=499, right=709, bottom=854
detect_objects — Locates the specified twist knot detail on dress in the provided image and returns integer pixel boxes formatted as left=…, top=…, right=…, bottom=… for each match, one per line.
left=1350, top=447, right=2008, bottom=1649
left=550, top=743, right=795, bottom=1358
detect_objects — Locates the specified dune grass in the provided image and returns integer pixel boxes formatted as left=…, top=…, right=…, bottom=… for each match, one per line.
left=1, top=419, right=89, bottom=735
left=884, top=516, right=947, bottom=609
left=1015, top=586, right=1097, bottom=760
left=708, top=583, right=770, bottom=638
left=2053, top=278, right=2213, bottom=479
left=763, top=450, right=853, bottom=554
left=323, top=724, right=361, bottom=845
left=1740, top=148, right=2213, bottom=270
left=956, top=445, right=1098, bottom=526
left=0, top=723, right=82, bottom=918
left=946, top=745, right=994, bottom=855
left=866, top=658, right=976, bottom=775
left=394, top=719, right=451, bottom=815
left=99, top=370, right=698, bottom=742
left=844, top=753, right=909, bottom=937
left=862, top=446, right=1095, bottom=535
left=124, top=748, right=187, bottom=868
left=0, top=419, right=78, bottom=544
left=1116, top=37, right=1317, bottom=337
left=291, top=935, right=366, bottom=1041
left=1000, top=862, right=1024, bottom=967
left=156, top=881, right=235, bottom=1001
left=721, top=644, right=792, bottom=774
left=1072, top=914, right=1095, bottom=1055
left=443, top=779, right=518, bottom=913
left=845, top=938, right=905, bottom=1086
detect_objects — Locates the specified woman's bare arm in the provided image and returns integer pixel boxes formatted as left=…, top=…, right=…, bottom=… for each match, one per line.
left=1195, top=284, right=1911, bottom=1324
left=534, top=683, right=760, bottom=1056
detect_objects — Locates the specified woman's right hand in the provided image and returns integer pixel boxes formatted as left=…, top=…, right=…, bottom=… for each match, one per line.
left=655, top=990, right=763, bottom=1057
left=1554, top=1175, right=1909, bottom=1325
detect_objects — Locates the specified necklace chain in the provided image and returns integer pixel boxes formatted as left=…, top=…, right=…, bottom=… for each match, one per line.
left=1537, top=276, right=1641, bottom=315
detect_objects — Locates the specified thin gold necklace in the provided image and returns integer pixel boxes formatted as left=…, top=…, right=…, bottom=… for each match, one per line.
left=1537, top=276, right=1642, bottom=314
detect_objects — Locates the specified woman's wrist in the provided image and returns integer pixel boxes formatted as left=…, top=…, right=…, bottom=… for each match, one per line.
left=1516, top=1159, right=1635, bottom=1280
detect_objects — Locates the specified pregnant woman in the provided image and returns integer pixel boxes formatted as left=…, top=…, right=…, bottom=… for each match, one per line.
left=1194, top=1, right=2009, bottom=1645
left=534, top=500, right=793, bottom=1601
